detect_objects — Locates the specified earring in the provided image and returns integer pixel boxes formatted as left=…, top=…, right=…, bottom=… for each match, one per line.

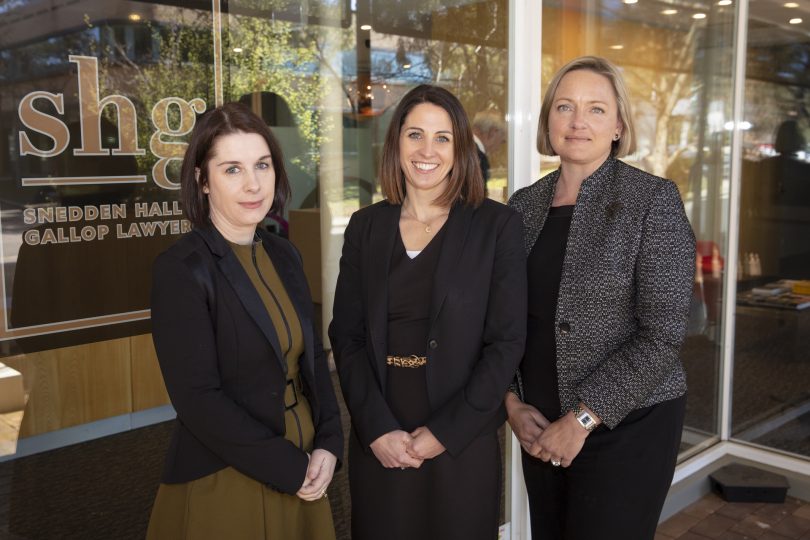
left=613, top=133, right=620, bottom=141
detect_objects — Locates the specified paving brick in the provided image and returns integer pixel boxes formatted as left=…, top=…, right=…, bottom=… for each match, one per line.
left=692, top=514, right=740, bottom=538
left=718, top=503, right=767, bottom=521
left=753, top=500, right=803, bottom=527
left=731, top=514, right=775, bottom=538
left=717, top=531, right=758, bottom=540
left=656, top=532, right=676, bottom=540
left=679, top=532, right=715, bottom=540
left=684, top=494, right=728, bottom=519
left=771, top=516, right=810, bottom=539
left=759, top=531, right=793, bottom=540
left=660, top=512, right=704, bottom=537
left=795, top=506, right=810, bottom=521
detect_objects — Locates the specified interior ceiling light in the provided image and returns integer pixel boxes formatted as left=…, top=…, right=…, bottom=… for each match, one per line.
left=360, top=24, right=372, bottom=31
left=610, top=44, right=624, bottom=49
left=789, top=17, right=803, bottom=23
left=128, top=13, right=142, bottom=21
left=693, top=12, right=707, bottom=18
left=662, top=9, right=678, bottom=14
left=718, top=0, right=732, bottom=5
left=784, top=2, right=799, bottom=7
left=623, top=0, right=638, bottom=4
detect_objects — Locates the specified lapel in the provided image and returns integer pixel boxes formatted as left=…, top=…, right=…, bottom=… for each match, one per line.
left=561, top=157, right=619, bottom=259
left=430, top=203, right=474, bottom=323
left=194, top=226, right=285, bottom=374
left=366, top=204, right=401, bottom=385
left=261, top=231, right=315, bottom=377
left=523, top=170, right=559, bottom=255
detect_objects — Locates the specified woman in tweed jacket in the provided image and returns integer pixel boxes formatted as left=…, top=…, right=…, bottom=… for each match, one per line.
left=505, top=56, right=696, bottom=540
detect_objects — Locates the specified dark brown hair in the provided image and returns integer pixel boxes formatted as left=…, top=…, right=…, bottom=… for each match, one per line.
left=379, top=85, right=485, bottom=208
left=180, top=102, right=291, bottom=227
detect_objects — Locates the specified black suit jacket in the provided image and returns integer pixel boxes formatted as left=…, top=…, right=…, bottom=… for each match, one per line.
left=328, top=199, right=527, bottom=457
left=151, top=225, right=343, bottom=494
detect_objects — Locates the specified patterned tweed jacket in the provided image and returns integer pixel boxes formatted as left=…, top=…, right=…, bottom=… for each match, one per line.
left=509, top=157, right=696, bottom=428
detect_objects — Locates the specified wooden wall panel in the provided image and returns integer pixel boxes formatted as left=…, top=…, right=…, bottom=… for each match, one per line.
left=4, top=338, right=132, bottom=437
left=130, top=334, right=170, bottom=411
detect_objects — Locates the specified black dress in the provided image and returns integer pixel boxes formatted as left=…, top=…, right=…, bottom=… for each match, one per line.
left=520, top=205, right=686, bottom=540
left=349, top=224, right=501, bottom=540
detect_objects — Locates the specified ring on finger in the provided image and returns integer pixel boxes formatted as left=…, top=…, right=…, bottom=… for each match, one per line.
left=551, top=458, right=561, bottom=467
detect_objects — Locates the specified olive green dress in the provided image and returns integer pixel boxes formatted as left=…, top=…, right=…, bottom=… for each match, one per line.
left=146, top=238, right=335, bottom=540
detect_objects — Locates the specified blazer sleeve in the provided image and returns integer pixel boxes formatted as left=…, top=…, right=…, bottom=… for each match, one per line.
left=299, top=261, right=345, bottom=462
left=426, top=211, right=528, bottom=455
left=576, top=181, right=696, bottom=428
left=151, top=250, right=309, bottom=494
left=279, top=237, right=344, bottom=461
left=328, top=213, right=401, bottom=448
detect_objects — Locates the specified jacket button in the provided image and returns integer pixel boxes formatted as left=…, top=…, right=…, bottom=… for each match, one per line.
left=558, top=322, right=571, bottom=334
left=428, top=339, right=438, bottom=349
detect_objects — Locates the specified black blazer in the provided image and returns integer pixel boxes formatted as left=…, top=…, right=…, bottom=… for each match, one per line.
left=151, top=225, right=343, bottom=495
left=328, top=199, right=527, bottom=457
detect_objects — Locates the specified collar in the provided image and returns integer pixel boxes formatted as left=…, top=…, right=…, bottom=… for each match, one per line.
left=193, top=223, right=258, bottom=258
left=575, top=156, right=617, bottom=198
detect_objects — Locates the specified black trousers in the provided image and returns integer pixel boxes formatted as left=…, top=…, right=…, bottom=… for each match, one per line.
left=522, top=395, right=686, bottom=540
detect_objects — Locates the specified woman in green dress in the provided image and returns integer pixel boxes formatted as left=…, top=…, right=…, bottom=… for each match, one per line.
left=147, top=102, right=343, bottom=539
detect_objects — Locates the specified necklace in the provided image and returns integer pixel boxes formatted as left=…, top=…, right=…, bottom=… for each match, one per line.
left=402, top=205, right=446, bottom=234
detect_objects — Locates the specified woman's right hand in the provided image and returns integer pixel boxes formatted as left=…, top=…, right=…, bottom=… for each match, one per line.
left=505, top=392, right=550, bottom=453
left=370, top=430, right=424, bottom=469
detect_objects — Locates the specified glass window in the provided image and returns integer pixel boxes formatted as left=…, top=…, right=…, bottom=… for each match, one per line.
left=733, top=2, right=810, bottom=458
left=540, top=0, right=737, bottom=458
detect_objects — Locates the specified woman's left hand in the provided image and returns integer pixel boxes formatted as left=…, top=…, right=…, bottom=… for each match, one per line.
left=528, top=413, right=589, bottom=468
left=296, top=449, right=338, bottom=501
left=407, top=426, right=446, bottom=460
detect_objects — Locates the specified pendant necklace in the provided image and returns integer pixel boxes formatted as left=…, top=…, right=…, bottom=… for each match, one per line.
left=403, top=205, right=443, bottom=234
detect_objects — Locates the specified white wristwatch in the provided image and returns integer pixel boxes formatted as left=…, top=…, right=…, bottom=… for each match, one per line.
left=573, top=404, right=598, bottom=432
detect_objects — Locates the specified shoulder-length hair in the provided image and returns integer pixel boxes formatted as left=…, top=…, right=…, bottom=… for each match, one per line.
left=379, top=85, right=485, bottom=208
left=180, top=102, right=291, bottom=228
left=537, top=56, right=637, bottom=158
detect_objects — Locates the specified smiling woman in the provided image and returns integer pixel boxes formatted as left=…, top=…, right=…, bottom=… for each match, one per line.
left=329, top=85, right=527, bottom=540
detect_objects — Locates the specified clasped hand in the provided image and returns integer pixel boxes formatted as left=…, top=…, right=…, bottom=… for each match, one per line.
left=505, top=393, right=587, bottom=468
left=370, top=426, right=446, bottom=469
left=297, top=448, right=338, bottom=501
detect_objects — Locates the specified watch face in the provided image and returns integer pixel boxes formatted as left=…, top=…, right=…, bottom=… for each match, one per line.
left=577, top=411, right=595, bottom=430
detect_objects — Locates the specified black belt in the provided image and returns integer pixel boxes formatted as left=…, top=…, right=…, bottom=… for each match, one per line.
left=284, top=376, right=303, bottom=411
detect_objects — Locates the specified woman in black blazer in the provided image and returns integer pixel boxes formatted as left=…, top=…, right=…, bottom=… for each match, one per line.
left=506, top=56, right=696, bottom=540
left=147, top=103, right=342, bottom=539
left=329, top=85, right=527, bottom=540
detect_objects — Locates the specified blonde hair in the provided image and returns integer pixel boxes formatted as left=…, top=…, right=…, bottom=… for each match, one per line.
left=537, top=56, right=636, bottom=157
